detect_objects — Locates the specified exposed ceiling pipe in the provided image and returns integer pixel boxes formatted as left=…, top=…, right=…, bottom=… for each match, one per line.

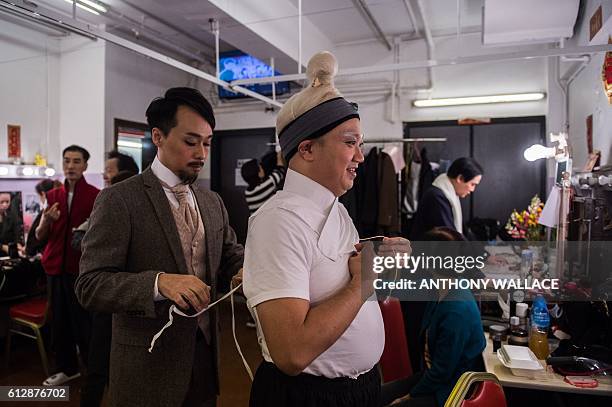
left=414, top=0, right=434, bottom=92
left=270, top=57, right=276, bottom=101
left=26, top=0, right=214, bottom=64
left=298, top=0, right=302, bottom=73
left=0, top=0, right=96, bottom=39
left=111, top=25, right=211, bottom=66
left=564, top=56, right=590, bottom=84
left=334, top=25, right=481, bottom=47
left=0, top=3, right=70, bottom=36
left=388, top=37, right=400, bottom=123
left=231, top=43, right=612, bottom=86
left=456, top=0, right=461, bottom=50
left=401, top=0, right=420, bottom=36
left=115, top=0, right=215, bottom=56
left=555, top=56, right=568, bottom=131
left=210, top=18, right=220, bottom=78
left=563, top=55, right=590, bottom=135
left=351, top=0, right=392, bottom=50
left=556, top=50, right=591, bottom=134
left=558, top=37, right=590, bottom=62
left=104, top=7, right=212, bottom=64
left=1, top=0, right=282, bottom=107
left=98, top=29, right=282, bottom=107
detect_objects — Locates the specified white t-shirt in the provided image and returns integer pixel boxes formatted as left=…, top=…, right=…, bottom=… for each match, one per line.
left=244, top=169, right=385, bottom=378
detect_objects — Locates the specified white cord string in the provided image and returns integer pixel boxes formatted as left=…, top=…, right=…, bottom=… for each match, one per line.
left=231, top=282, right=254, bottom=381
left=147, top=282, right=255, bottom=381
left=148, top=306, right=175, bottom=353
left=148, top=283, right=243, bottom=353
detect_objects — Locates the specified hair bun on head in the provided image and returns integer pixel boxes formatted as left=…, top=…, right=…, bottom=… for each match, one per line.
left=306, top=51, right=338, bottom=87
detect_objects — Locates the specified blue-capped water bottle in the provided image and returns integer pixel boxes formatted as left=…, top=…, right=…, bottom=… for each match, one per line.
left=529, top=295, right=550, bottom=359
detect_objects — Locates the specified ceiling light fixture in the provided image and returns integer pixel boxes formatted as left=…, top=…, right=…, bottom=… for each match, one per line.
left=63, top=0, right=107, bottom=15
left=117, top=140, right=143, bottom=149
left=413, top=92, right=546, bottom=107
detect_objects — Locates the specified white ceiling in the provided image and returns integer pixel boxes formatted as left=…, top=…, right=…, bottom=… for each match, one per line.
left=3, top=0, right=583, bottom=75
left=28, top=0, right=486, bottom=55
left=288, top=0, right=484, bottom=44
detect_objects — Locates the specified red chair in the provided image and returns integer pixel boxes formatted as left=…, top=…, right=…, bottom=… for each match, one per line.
left=445, top=372, right=507, bottom=407
left=4, top=295, right=50, bottom=377
left=378, top=298, right=413, bottom=383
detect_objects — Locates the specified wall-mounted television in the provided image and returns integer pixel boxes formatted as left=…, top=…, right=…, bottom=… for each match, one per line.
left=218, top=51, right=290, bottom=99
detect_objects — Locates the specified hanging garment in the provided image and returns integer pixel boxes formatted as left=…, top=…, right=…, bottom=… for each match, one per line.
left=403, top=160, right=422, bottom=218
left=359, top=148, right=380, bottom=236
left=418, top=148, right=435, bottom=201
left=382, top=144, right=406, bottom=174
left=377, top=152, right=400, bottom=235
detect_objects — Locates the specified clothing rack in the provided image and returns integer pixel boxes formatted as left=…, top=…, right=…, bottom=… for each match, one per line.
left=361, top=137, right=446, bottom=235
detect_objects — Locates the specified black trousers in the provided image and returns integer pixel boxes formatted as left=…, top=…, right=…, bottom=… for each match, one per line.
left=250, top=362, right=380, bottom=407
left=80, top=312, right=111, bottom=407
left=48, top=273, right=91, bottom=376
left=181, top=329, right=217, bottom=407
left=379, top=373, right=437, bottom=407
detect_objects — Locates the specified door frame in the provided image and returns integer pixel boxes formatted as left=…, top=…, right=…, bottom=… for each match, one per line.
left=210, top=127, right=276, bottom=193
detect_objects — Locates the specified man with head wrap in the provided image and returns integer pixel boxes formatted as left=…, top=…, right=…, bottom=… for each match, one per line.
left=243, top=51, right=410, bottom=407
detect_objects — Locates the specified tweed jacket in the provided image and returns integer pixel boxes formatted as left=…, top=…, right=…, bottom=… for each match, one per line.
left=76, top=168, right=244, bottom=407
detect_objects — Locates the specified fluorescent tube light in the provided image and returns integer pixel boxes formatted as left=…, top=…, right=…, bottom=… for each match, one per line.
left=79, top=0, right=107, bottom=13
left=117, top=140, right=143, bottom=149
left=413, top=92, right=545, bottom=107
left=63, top=0, right=107, bottom=15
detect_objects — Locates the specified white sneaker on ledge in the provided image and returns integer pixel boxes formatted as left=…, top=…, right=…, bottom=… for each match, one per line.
left=42, top=372, right=81, bottom=386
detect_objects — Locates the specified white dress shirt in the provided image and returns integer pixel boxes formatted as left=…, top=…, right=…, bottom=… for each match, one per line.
left=150, top=155, right=198, bottom=300
left=151, top=155, right=197, bottom=209
left=243, top=168, right=385, bottom=378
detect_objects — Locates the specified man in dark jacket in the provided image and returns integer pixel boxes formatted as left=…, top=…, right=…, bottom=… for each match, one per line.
left=36, top=145, right=100, bottom=386
left=410, top=157, right=483, bottom=240
left=76, top=88, right=244, bottom=407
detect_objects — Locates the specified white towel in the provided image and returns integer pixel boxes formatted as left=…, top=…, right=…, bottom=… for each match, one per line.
left=432, top=173, right=463, bottom=233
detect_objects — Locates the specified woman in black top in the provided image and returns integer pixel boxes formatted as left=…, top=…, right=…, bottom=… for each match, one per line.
left=242, top=151, right=286, bottom=216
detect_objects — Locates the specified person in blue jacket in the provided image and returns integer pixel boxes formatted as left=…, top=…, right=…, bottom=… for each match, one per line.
left=381, top=227, right=486, bottom=407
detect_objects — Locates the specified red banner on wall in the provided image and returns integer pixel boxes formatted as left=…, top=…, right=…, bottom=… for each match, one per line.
left=7, top=125, right=21, bottom=158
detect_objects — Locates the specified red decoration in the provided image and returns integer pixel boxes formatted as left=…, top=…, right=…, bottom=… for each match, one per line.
left=603, top=36, right=612, bottom=104
left=7, top=125, right=21, bottom=158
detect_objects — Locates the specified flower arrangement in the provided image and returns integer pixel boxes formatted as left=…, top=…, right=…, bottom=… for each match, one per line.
left=505, top=195, right=545, bottom=240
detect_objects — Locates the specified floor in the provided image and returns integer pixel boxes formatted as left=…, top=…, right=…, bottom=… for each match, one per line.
left=0, top=300, right=261, bottom=406
left=2, top=302, right=611, bottom=407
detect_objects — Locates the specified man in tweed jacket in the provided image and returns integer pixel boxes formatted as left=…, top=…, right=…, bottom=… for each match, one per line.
left=76, top=88, right=244, bottom=407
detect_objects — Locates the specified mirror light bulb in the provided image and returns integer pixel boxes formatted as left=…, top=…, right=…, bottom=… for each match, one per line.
left=523, top=144, right=555, bottom=162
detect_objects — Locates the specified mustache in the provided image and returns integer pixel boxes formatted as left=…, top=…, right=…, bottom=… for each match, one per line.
left=188, top=161, right=204, bottom=167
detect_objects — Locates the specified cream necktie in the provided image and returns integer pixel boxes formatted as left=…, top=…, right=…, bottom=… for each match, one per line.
left=167, top=183, right=198, bottom=236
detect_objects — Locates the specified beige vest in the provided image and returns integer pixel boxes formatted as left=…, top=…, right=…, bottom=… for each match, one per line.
left=169, top=196, right=211, bottom=344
